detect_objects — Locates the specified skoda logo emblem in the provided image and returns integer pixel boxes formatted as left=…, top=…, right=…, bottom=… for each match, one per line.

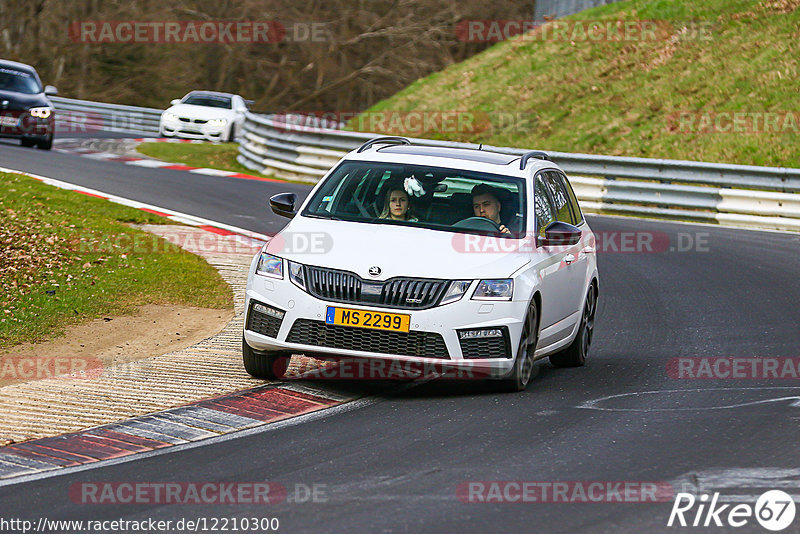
left=368, top=266, right=381, bottom=277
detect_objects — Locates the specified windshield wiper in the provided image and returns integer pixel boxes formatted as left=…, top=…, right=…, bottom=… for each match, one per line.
left=305, top=213, right=344, bottom=221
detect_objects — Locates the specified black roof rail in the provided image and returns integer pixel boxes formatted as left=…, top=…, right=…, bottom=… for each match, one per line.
left=357, top=136, right=411, bottom=153
left=519, top=151, right=551, bottom=170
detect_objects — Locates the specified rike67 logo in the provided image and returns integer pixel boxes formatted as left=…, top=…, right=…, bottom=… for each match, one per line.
left=668, top=490, right=796, bottom=531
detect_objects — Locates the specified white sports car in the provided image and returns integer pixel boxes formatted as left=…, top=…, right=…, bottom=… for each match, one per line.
left=243, top=137, right=599, bottom=391
left=159, top=90, right=250, bottom=142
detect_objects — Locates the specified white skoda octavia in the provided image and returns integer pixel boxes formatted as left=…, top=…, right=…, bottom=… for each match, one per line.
left=243, top=137, right=599, bottom=391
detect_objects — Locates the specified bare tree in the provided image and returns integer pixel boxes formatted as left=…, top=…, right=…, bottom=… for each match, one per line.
left=0, top=0, right=535, bottom=111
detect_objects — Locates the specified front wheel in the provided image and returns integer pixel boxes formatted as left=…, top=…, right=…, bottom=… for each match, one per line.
left=549, top=284, right=597, bottom=368
left=499, top=300, right=539, bottom=392
left=37, top=134, right=53, bottom=150
left=242, top=336, right=289, bottom=380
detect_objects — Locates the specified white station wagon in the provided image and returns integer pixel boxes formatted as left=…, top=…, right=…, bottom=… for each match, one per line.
left=243, top=137, right=599, bottom=391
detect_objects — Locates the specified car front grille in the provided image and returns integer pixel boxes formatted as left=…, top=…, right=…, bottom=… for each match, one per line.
left=246, top=302, right=284, bottom=338
left=303, top=265, right=448, bottom=310
left=287, top=319, right=449, bottom=359
left=458, top=327, right=512, bottom=359
left=177, top=117, right=208, bottom=124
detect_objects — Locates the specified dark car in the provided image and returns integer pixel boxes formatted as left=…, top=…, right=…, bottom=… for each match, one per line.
left=0, top=59, right=57, bottom=150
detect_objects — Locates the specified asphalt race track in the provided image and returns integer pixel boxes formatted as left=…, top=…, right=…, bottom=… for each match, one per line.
left=0, top=136, right=309, bottom=236
left=2, top=137, right=800, bottom=533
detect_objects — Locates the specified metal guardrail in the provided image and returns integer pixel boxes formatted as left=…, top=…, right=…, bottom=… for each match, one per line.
left=237, top=112, right=800, bottom=232
left=50, top=96, right=163, bottom=136
left=534, top=0, right=625, bottom=20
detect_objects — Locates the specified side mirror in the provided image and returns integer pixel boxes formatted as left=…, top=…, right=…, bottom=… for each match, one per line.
left=170, top=99, right=181, bottom=106
left=270, top=192, right=297, bottom=219
left=538, top=221, right=581, bottom=247
left=44, top=85, right=58, bottom=96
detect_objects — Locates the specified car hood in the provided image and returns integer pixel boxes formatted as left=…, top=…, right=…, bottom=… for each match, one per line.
left=164, top=104, right=234, bottom=120
left=0, top=90, right=49, bottom=111
left=266, top=216, right=531, bottom=281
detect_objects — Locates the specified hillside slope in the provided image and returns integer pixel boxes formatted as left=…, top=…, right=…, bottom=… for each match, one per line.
left=362, top=0, right=800, bottom=167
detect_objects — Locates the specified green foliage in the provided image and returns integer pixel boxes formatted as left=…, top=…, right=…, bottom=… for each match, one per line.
left=360, top=0, right=800, bottom=167
left=0, top=172, right=232, bottom=348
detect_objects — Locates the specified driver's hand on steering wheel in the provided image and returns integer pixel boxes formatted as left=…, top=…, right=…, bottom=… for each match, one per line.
left=499, top=224, right=510, bottom=234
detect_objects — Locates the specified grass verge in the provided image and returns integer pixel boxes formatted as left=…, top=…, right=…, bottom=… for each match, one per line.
left=136, top=142, right=277, bottom=179
left=0, top=171, right=232, bottom=348
left=356, top=0, right=800, bottom=168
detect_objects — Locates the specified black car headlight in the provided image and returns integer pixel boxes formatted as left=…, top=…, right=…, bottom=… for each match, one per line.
left=29, top=107, right=52, bottom=119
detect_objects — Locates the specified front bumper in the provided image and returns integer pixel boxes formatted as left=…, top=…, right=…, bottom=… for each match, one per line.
left=243, top=265, right=527, bottom=376
left=0, top=112, right=53, bottom=139
left=160, top=116, right=227, bottom=142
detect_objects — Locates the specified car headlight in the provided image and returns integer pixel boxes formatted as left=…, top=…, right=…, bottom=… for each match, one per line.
left=29, top=107, right=52, bottom=119
left=207, top=118, right=228, bottom=127
left=256, top=252, right=283, bottom=279
left=288, top=261, right=305, bottom=289
left=440, top=280, right=471, bottom=305
left=472, top=279, right=513, bottom=301
left=162, top=112, right=179, bottom=121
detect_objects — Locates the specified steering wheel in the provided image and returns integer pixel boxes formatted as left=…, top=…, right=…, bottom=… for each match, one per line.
left=453, top=216, right=503, bottom=232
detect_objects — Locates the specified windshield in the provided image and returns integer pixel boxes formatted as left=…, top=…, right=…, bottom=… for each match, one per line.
left=303, top=161, right=527, bottom=237
left=0, top=68, right=41, bottom=94
left=181, top=94, right=232, bottom=109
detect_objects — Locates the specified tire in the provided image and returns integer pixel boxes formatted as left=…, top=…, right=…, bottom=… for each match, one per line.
left=549, top=284, right=597, bottom=368
left=225, top=125, right=234, bottom=143
left=499, top=299, right=539, bottom=392
left=20, top=138, right=36, bottom=148
left=242, top=336, right=289, bottom=380
left=37, top=134, right=53, bottom=150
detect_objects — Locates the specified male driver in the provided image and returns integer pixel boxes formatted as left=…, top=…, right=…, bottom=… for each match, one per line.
left=471, top=184, right=512, bottom=234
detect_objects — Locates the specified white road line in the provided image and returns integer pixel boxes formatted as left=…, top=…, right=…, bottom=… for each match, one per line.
left=578, top=386, right=800, bottom=412
left=125, top=159, right=173, bottom=168
left=189, top=168, right=238, bottom=176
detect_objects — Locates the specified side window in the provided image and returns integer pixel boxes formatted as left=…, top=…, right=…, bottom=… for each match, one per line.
left=543, top=171, right=573, bottom=224
left=558, top=172, right=583, bottom=225
left=534, top=174, right=556, bottom=237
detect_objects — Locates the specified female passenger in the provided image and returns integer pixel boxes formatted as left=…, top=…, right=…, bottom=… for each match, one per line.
left=379, top=188, right=418, bottom=222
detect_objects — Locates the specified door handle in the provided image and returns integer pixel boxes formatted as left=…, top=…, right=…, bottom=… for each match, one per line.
left=564, top=254, right=575, bottom=265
